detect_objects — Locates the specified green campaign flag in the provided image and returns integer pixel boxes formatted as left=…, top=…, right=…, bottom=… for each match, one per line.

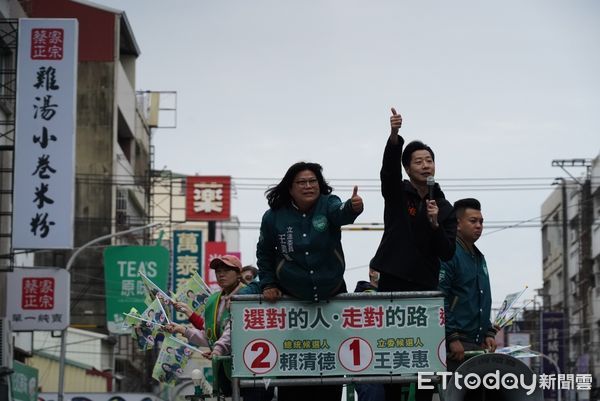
left=152, top=335, right=201, bottom=386
left=174, top=275, right=211, bottom=316
left=104, top=245, right=169, bottom=334
left=132, top=319, right=161, bottom=351
left=11, top=361, right=38, bottom=401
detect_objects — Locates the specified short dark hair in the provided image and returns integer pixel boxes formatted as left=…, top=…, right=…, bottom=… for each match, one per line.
left=401, top=141, right=435, bottom=168
left=241, top=265, right=258, bottom=276
left=454, top=198, right=481, bottom=218
left=265, top=162, right=332, bottom=209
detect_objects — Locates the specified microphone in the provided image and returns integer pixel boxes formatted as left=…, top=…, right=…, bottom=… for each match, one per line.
left=427, top=176, right=435, bottom=200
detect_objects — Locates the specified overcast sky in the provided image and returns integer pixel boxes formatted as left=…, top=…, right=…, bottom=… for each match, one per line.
left=95, top=0, right=600, bottom=307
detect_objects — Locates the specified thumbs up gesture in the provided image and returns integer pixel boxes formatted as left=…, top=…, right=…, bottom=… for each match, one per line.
left=351, top=185, right=364, bottom=213
left=390, top=107, right=402, bottom=134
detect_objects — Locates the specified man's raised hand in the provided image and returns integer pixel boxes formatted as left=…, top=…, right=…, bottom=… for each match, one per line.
left=390, top=107, right=402, bottom=134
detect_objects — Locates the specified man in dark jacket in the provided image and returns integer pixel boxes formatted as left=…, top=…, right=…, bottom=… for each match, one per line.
left=439, top=198, right=497, bottom=372
left=371, top=108, right=456, bottom=292
left=370, top=108, right=457, bottom=401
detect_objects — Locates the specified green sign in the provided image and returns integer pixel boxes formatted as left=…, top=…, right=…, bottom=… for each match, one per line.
left=104, top=245, right=170, bottom=333
left=11, top=361, right=38, bottom=401
left=231, top=296, right=445, bottom=377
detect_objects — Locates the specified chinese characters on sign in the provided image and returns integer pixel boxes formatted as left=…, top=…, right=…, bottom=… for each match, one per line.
left=186, top=176, right=231, bottom=221
left=103, top=246, right=170, bottom=334
left=22, top=277, right=54, bottom=309
left=31, top=28, right=64, bottom=60
left=7, top=268, right=70, bottom=331
left=172, top=230, right=203, bottom=323
left=13, top=19, right=78, bottom=249
left=542, top=312, right=565, bottom=401
left=204, top=241, right=226, bottom=290
left=231, top=297, right=445, bottom=377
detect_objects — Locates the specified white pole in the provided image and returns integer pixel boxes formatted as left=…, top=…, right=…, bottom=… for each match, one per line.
left=57, top=222, right=162, bottom=401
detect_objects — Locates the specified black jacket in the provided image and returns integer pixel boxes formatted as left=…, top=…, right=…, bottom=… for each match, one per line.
left=370, top=135, right=457, bottom=289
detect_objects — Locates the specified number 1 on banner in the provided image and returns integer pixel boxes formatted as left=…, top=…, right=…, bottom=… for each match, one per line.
left=243, top=339, right=278, bottom=374
left=338, top=337, right=373, bottom=372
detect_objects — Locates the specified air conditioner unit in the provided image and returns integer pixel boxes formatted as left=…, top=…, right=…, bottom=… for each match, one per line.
left=0, top=318, right=13, bottom=370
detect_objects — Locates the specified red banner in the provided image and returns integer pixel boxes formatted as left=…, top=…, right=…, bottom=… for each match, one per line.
left=204, top=241, right=227, bottom=289
left=186, top=176, right=231, bottom=221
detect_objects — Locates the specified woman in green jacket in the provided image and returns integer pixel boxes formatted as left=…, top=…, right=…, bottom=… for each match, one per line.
left=256, top=161, right=363, bottom=401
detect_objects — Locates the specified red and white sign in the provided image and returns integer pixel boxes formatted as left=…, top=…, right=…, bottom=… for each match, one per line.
left=22, top=277, right=55, bottom=309
left=13, top=19, right=78, bottom=249
left=31, top=28, right=64, bottom=60
left=338, top=337, right=373, bottom=372
left=243, top=339, right=278, bottom=375
left=7, top=268, right=70, bottom=331
left=204, top=241, right=227, bottom=290
left=186, top=176, right=231, bottom=221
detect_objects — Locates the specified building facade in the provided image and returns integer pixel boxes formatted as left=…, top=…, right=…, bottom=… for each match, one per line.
left=0, top=0, right=156, bottom=393
left=541, top=153, right=600, bottom=399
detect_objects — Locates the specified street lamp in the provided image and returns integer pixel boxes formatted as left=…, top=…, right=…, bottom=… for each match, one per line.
left=57, top=222, right=162, bottom=401
left=183, top=369, right=208, bottom=401
left=520, top=350, right=562, bottom=401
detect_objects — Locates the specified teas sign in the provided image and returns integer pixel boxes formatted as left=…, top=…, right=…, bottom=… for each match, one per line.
left=186, top=176, right=231, bottom=221
left=12, top=19, right=78, bottom=249
left=104, top=246, right=169, bottom=334
left=7, top=268, right=70, bottom=331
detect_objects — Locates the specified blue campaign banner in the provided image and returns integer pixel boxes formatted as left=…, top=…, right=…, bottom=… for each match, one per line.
left=542, top=312, right=564, bottom=401
left=230, top=294, right=446, bottom=378
left=172, top=230, right=203, bottom=323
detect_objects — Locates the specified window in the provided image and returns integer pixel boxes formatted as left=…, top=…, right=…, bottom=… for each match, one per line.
left=116, top=189, right=128, bottom=227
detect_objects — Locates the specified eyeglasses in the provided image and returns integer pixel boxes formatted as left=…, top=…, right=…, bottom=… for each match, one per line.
left=294, top=178, right=318, bottom=188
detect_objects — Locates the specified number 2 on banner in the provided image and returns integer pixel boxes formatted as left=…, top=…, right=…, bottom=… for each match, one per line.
left=243, top=339, right=278, bottom=374
left=338, top=337, right=372, bottom=372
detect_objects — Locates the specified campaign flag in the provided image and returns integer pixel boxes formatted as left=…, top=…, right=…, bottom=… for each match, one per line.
left=142, top=297, right=170, bottom=326
left=191, top=271, right=212, bottom=295
left=139, top=271, right=174, bottom=320
left=494, top=286, right=527, bottom=328
left=174, top=275, right=211, bottom=316
left=139, top=271, right=174, bottom=305
left=122, top=307, right=141, bottom=328
left=131, top=320, right=160, bottom=352
left=152, top=335, right=201, bottom=386
left=130, top=298, right=169, bottom=351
